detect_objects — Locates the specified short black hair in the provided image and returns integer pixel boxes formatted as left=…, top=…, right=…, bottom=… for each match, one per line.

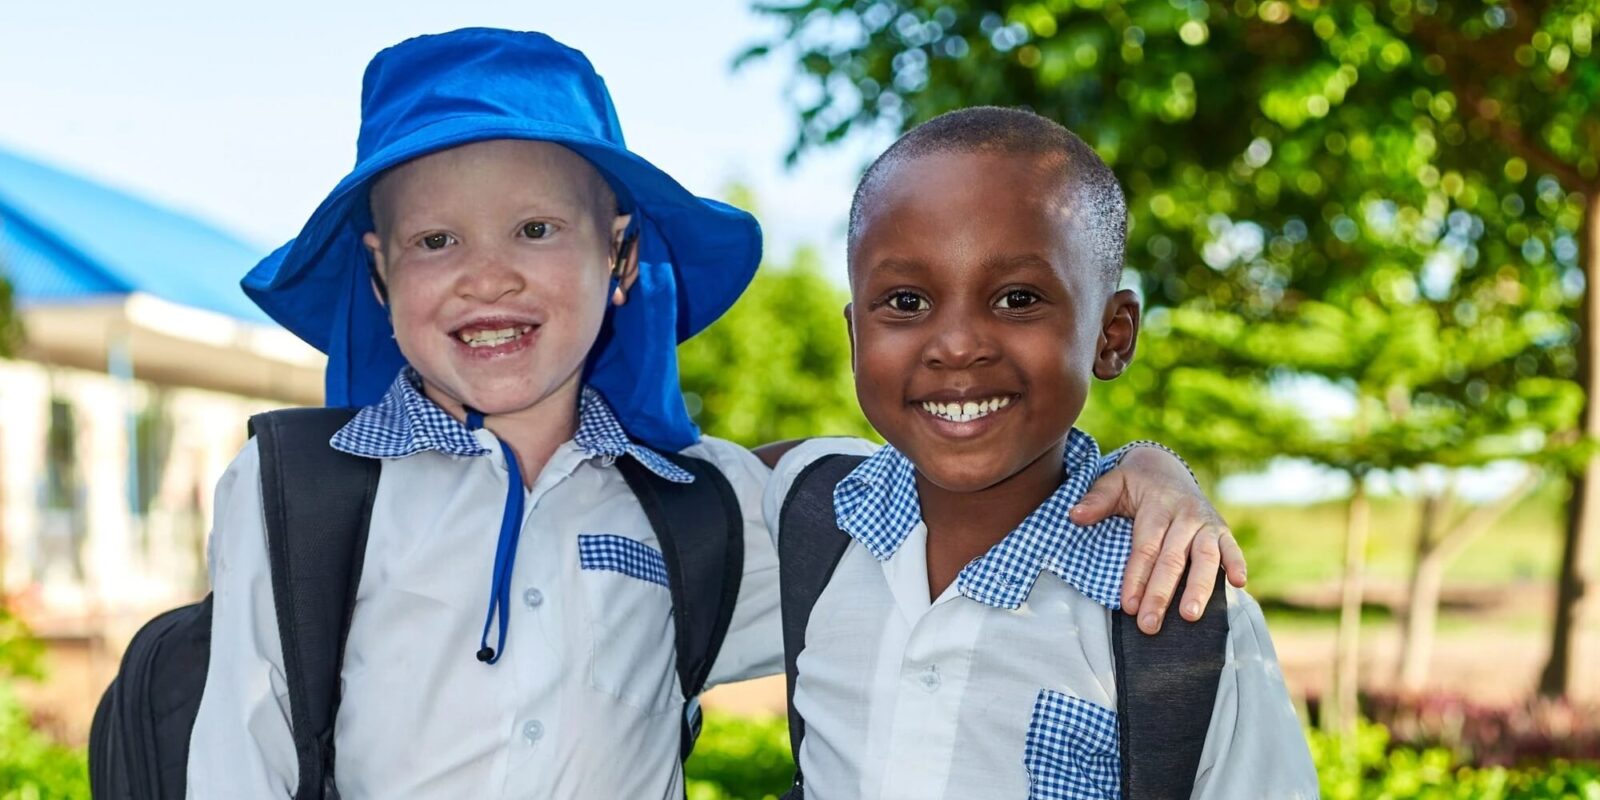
left=847, top=106, right=1127, bottom=286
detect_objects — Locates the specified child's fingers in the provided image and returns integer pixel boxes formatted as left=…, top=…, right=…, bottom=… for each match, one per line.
left=1178, top=525, right=1223, bottom=622
left=1070, top=471, right=1127, bottom=526
left=1135, top=510, right=1193, bottom=634
left=1120, top=502, right=1175, bottom=616
left=1221, top=528, right=1248, bottom=587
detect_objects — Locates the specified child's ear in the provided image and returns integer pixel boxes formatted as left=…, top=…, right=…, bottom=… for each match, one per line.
left=843, top=303, right=858, bottom=374
left=609, top=214, right=641, bottom=306
left=1093, top=289, right=1140, bottom=380
left=362, top=232, right=389, bottom=308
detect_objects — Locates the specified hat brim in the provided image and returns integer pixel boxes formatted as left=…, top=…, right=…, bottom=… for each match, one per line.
left=242, top=116, right=761, bottom=451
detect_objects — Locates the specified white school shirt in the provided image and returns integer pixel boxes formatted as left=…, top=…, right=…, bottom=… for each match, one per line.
left=188, top=370, right=780, bottom=799
left=763, top=434, right=1318, bottom=800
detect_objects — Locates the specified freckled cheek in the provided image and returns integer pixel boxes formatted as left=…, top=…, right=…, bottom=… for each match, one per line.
left=384, top=273, right=454, bottom=346
left=530, top=259, right=612, bottom=361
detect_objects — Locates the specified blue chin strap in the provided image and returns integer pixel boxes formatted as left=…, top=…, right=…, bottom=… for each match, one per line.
left=464, top=223, right=641, bottom=666
left=465, top=408, right=526, bottom=665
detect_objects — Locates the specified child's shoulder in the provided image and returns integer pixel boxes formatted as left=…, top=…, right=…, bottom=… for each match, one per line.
left=774, top=436, right=879, bottom=490
left=758, top=437, right=880, bottom=529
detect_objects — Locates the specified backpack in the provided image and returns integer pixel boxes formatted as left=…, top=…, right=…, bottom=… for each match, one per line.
left=88, top=407, right=744, bottom=800
left=776, top=454, right=1228, bottom=800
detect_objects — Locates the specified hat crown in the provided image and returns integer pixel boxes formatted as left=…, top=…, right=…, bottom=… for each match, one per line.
left=355, top=28, right=626, bottom=163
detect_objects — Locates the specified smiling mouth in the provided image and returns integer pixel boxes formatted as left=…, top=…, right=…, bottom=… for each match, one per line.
left=918, top=395, right=1015, bottom=424
left=455, top=325, right=534, bottom=348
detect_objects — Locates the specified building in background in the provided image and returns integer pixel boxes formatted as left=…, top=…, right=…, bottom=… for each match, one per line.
left=0, top=146, right=323, bottom=652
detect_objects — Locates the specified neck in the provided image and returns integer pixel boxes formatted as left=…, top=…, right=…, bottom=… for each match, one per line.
left=916, top=440, right=1068, bottom=596
left=423, top=373, right=583, bottom=488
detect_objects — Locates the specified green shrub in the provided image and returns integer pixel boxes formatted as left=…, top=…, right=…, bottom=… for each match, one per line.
left=0, top=687, right=89, bottom=800
left=1311, top=720, right=1600, bottom=799
left=0, top=607, right=88, bottom=799
left=684, top=713, right=793, bottom=800
left=685, top=712, right=1600, bottom=800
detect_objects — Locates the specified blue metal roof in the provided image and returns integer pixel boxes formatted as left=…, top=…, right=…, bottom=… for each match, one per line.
left=0, top=146, right=271, bottom=323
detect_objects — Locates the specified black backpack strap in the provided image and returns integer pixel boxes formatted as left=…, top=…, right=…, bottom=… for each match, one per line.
left=251, top=408, right=381, bottom=800
left=1113, top=567, right=1230, bottom=799
left=776, top=453, right=864, bottom=800
left=612, top=451, right=743, bottom=763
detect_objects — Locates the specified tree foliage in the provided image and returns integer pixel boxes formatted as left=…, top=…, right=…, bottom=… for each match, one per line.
left=744, top=0, right=1600, bottom=697
left=679, top=246, right=875, bottom=448
left=0, top=275, right=20, bottom=359
left=745, top=0, right=1596, bottom=477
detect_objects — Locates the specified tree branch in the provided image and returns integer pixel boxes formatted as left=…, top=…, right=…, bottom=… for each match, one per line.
left=1405, top=13, right=1594, bottom=192
left=1436, top=468, right=1543, bottom=564
left=1451, top=83, right=1592, bottom=191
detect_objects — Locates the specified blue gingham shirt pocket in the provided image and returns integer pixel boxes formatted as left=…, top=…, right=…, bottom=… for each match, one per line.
left=578, top=534, right=669, bottom=587
left=1024, top=689, right=1121, bottom=800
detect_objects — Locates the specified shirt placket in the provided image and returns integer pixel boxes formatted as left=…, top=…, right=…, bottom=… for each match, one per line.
left=488, top=439, right=591, bottom=796
left=875, top=594, right=978, bottom=799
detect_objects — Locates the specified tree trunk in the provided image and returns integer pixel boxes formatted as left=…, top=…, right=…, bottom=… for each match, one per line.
left=1398, top=491, right=1449, bottom=693
left=1543, top=195, right=1600, bottom=699
left=1400, top=472, right=1540, bottom=693
left=1331, top=478, right=1370, bottom=735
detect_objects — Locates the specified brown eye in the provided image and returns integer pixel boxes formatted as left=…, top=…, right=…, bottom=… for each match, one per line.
left=421, top=233, right=453, bottom=251
left=997, top=290, right=1039, bottom=309
left=888, top=292, right=930, bottom=313
left=521, top=221, right=549, bottom=239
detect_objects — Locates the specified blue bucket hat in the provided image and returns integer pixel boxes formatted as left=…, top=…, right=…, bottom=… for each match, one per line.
left=242, top=28, right=760, bottom=451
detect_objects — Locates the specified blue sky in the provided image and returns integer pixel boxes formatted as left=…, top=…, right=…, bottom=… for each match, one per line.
left=0, top=0, right=882, bottom=280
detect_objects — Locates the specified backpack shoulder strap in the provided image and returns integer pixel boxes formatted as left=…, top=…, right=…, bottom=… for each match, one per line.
left=1113, top=567, right=1230, bottom=799
left=776, top=453, right=864, bottom=799
left=612, top=451, right=743, bottom=763
left=250, top=407, right=381, bottom=800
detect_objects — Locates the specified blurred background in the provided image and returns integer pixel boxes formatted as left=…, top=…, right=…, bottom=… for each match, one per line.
left=1, top=1, right=1597, bottom=797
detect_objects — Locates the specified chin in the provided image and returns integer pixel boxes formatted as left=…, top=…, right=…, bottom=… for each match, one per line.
left=901, top=448, right=1016, bottom=494
left=464, top=383, right=562, bottom=416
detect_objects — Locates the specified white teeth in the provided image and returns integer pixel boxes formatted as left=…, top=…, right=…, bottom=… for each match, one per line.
left=458, top=325, right=533, bottom=348
left=919, top=396, right=1013, bottom=423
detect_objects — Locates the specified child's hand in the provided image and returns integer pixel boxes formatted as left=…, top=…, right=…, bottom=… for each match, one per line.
left=1069, top=446, right=1246, bottom=635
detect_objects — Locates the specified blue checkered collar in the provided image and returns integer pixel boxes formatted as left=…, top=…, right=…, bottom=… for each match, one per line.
left=330, top=369, right=694, bottom=484
left=832, top=429, right=1130, bottom=610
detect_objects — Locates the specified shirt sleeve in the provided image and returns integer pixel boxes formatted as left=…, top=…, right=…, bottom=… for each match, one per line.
left=760, top=437, right=882, bottom=551
left=687, top=436, right=783, bottom=687
left=696, top=436, right=881, bottom=687
left=186, top=438, right=301, bottom=797
left=1191, top=585, right=1320, bottom=799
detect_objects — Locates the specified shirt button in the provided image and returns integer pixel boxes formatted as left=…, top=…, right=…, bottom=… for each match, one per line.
left=918, top=664, right=942, bottom=693
left=523, top=587, right=544, bottom=608
left=523, top=719, right=544, bottom=743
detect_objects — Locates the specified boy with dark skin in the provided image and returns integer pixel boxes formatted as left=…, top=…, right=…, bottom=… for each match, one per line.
left=852, top=141, right=1137, bottom=600
left=764, top=107, right=1314, bottom=798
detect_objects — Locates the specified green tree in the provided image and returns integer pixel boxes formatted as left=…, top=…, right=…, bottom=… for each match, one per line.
left=745, top=0, right=1600, bottom=697
left=679, top=245, right=875, bottom=448
left=0, top=276, right=19, bottom=358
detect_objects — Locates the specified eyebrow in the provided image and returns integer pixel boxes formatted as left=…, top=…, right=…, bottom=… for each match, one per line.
left=857, top=253, right=1065, bottom=285
left=984, top=253, right=1058, bottom=276
left=861, top=256, right=929, bottom=282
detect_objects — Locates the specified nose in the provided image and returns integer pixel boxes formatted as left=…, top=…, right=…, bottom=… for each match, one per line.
left=922, top=309, right=998, bottom=370
left=456, top=244, right=525, bottom=303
